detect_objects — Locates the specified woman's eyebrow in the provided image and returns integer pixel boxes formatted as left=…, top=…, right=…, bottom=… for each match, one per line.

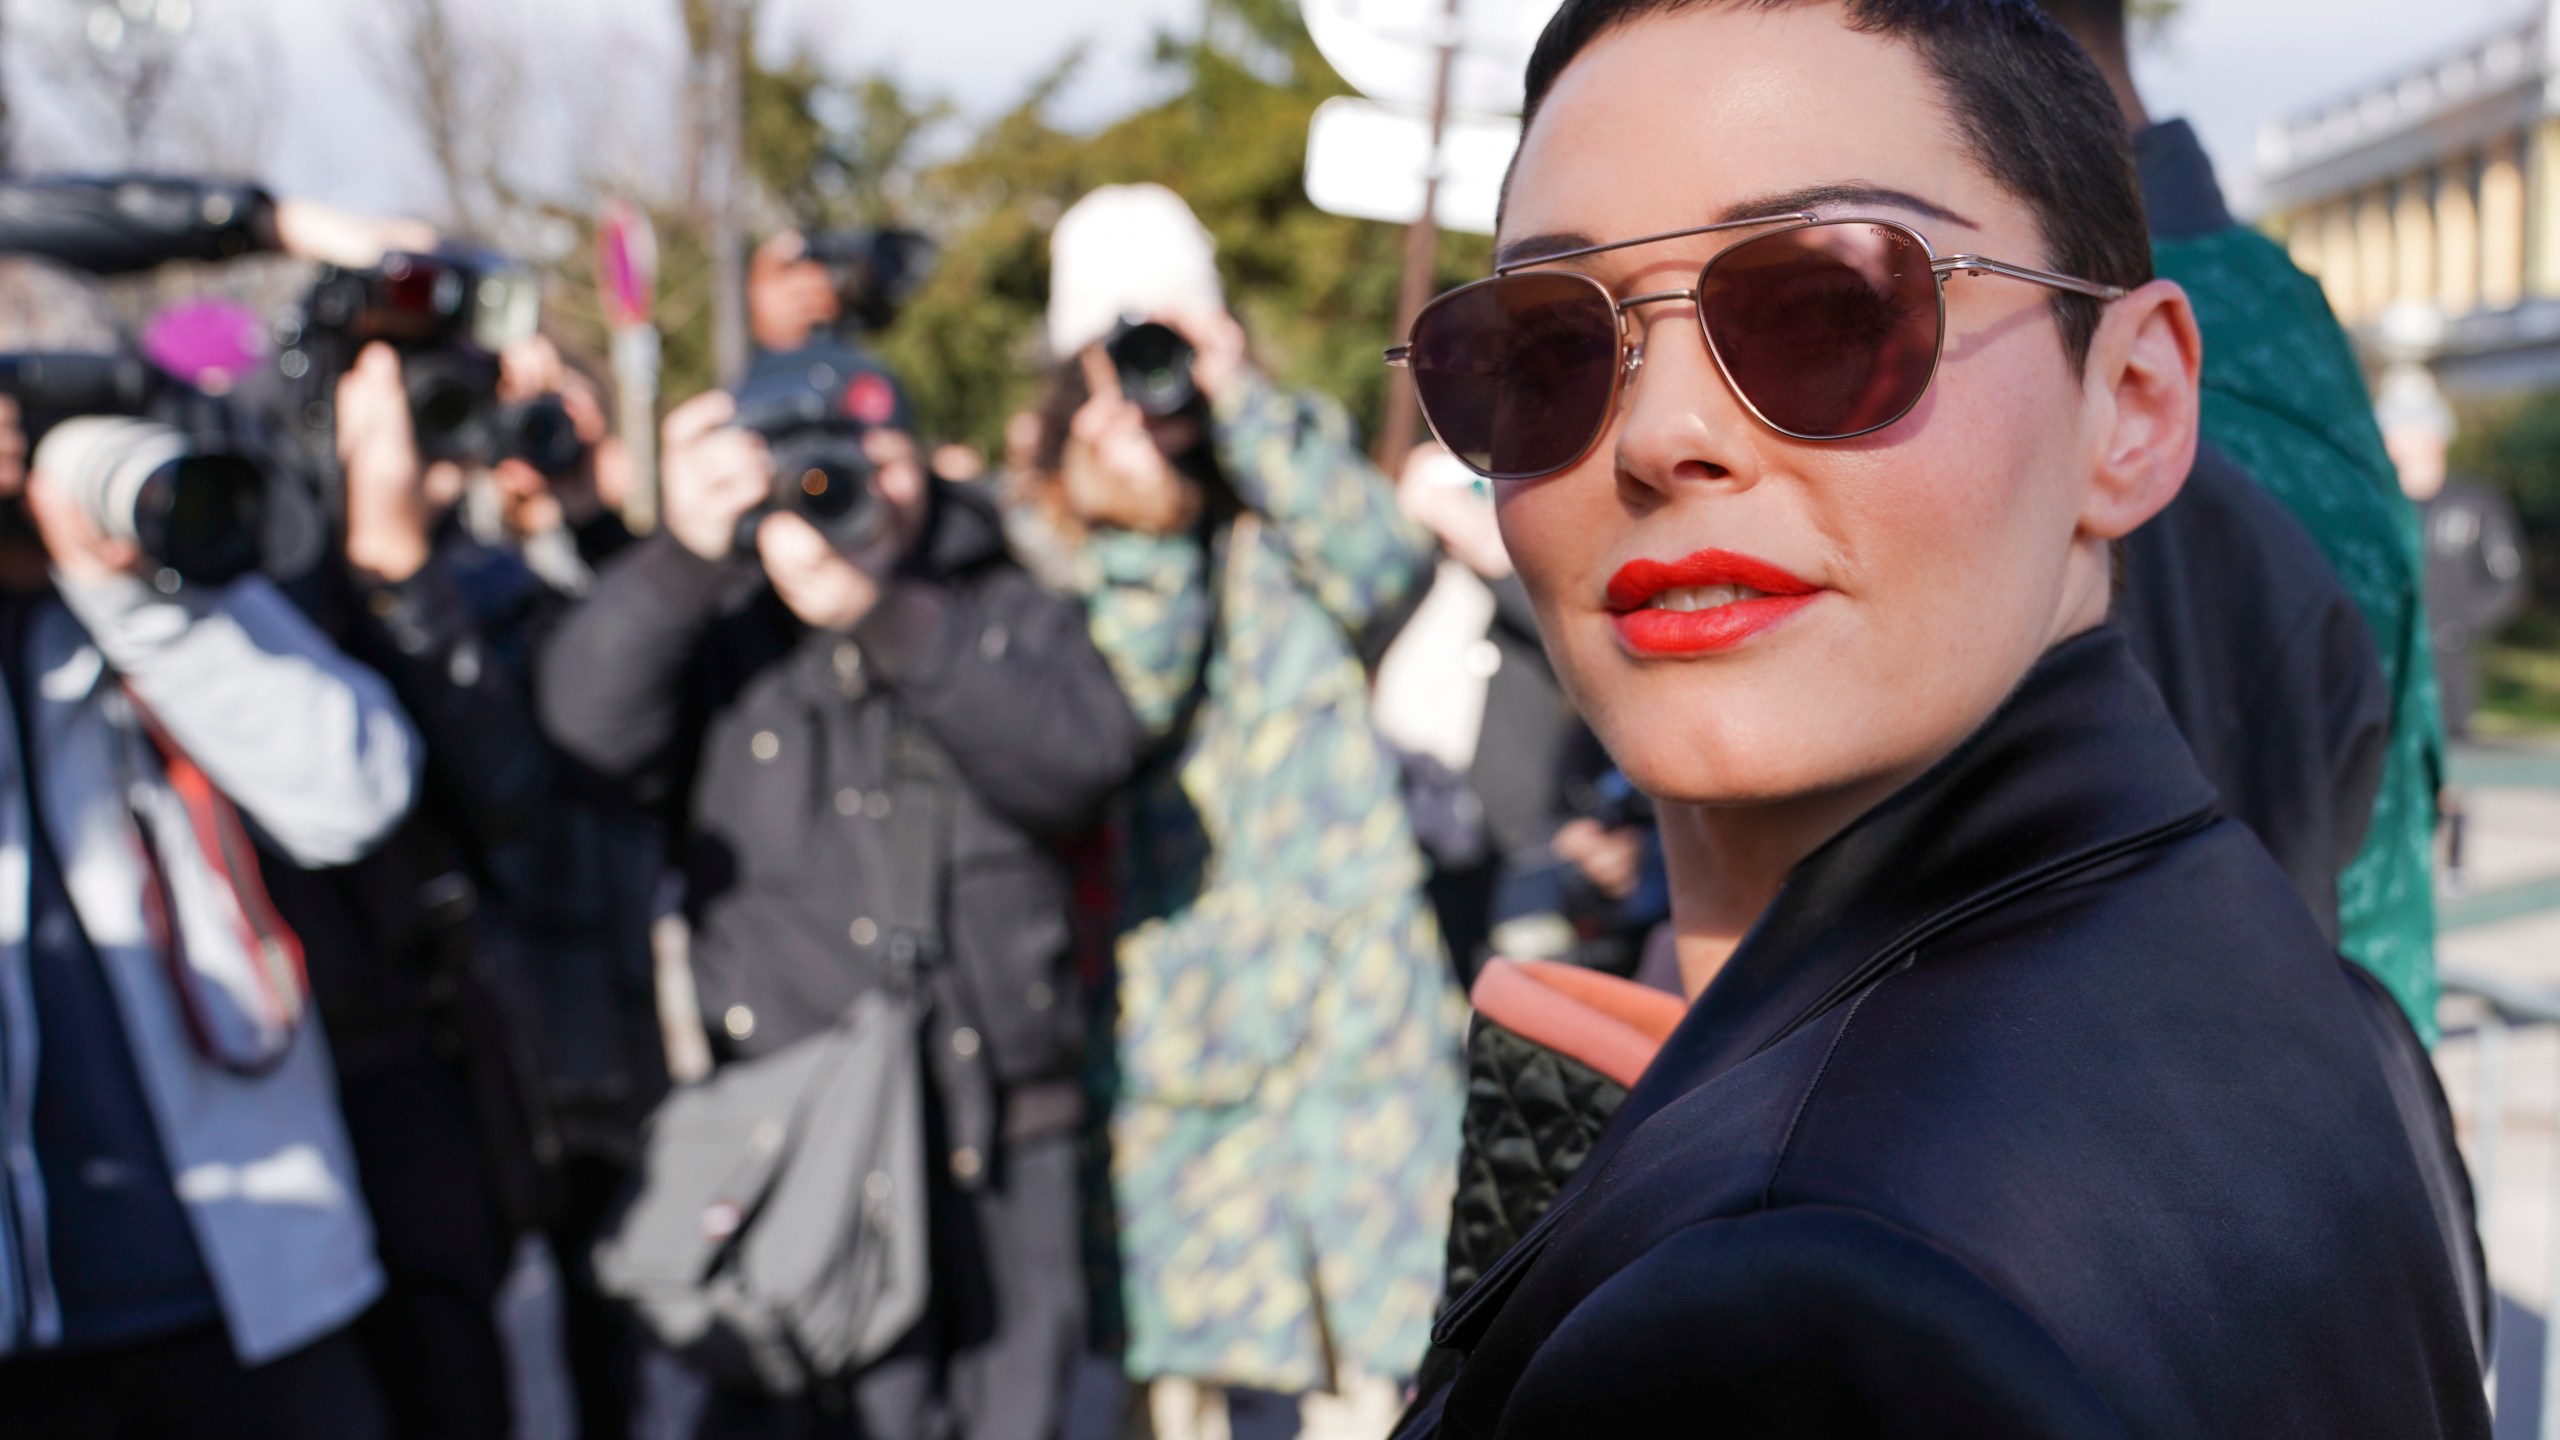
left=1494, top=184, right=1978, bottom=269
left=1493, top=231, right=1599, bottom=269
left=1715, top=183, right=1976, bottom=228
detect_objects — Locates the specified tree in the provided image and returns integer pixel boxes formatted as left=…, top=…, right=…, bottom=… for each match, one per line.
left=814, top=0, right=1488, bottom=453
left=363, top=0, right=527, bottom=241
left=2450, top=393, right=2560, bottom=615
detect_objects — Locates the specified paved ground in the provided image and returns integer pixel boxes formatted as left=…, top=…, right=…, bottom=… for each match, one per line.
left=2428, top=742, right=2560, bottom=1434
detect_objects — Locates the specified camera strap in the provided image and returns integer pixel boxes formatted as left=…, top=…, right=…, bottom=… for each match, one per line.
left=120, top=686, right=310, bottom=1076
left=876, top=715, right=952, bottom=999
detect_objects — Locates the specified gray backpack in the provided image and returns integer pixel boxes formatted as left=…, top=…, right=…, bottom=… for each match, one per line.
left=593, top=722, right=948, bottom=1395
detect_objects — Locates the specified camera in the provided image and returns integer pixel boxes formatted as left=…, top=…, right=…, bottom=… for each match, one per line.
left=284, top=249, right=546, bottom=466
left=496, top=394, right=587, bottom=478
left=728, top=363, right=901, bottom=554
left=799, top=228, right=936, bottom=335
left=1103, top=317, right=1198, bottom=417
left=0, top=353, right=264, bottom=588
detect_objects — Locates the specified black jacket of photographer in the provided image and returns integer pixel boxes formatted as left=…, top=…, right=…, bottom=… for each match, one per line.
left=539, top=477, right=1144, bottom=1171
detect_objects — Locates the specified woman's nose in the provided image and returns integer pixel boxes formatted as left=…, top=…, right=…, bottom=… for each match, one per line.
left=1611, top=305, right=1760, bottom=500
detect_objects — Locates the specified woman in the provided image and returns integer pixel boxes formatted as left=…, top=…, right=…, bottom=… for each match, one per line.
left=1389, top=1, right=2486, bottom=1436
left=1045, top=185, right=1466, bottom=1436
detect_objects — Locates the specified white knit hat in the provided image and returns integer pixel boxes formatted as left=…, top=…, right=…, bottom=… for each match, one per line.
left=1046, top=183, right=1226, bottom=357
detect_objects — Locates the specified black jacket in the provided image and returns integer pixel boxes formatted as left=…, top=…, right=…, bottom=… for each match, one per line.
left=1406, top=630, right=2486, bottom=1439
left=537, top=481, right=1143, bottom=1166
left=2117, top=440, right=2388, bottom=945
left=259, top=530, right=582, bottom=1287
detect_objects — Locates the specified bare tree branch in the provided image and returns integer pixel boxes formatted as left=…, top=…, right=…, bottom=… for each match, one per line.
left=361, top=0, right=526, bottom=239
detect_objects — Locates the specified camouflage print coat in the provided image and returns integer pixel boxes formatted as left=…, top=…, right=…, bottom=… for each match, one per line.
left=1079, top=376, right=1466, bottom=1393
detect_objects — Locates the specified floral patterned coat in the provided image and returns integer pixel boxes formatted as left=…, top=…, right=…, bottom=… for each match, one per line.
left=1078, top=376, right=1466, bottom=1392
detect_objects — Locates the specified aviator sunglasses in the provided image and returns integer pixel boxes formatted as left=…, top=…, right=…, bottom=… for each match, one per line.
left=1384, top=213, right=2126, bottom=481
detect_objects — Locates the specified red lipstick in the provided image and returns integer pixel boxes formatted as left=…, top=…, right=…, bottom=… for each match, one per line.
left=1605, top=549, right=1824, bottom=656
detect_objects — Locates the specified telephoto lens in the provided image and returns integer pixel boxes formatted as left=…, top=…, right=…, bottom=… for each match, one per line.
left=34, top=416, right=265, bottom=589
left=1103, top=318, right=1198, bottom=417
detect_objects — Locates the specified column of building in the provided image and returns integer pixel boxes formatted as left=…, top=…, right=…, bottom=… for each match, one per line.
left=2281, top=133, right=2534, bottom=329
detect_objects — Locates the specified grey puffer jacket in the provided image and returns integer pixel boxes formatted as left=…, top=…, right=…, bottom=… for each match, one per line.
left=539, top=480, right=1145, bottom=1175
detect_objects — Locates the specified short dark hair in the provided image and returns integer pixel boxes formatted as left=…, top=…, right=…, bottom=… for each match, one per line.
left=2031, top=0, right=2125, bottom=43
left=1518, top=0, right=2149, bottom=365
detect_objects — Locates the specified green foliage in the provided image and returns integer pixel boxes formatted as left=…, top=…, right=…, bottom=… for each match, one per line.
left=2128, top=0, right=2183, bottom=39
left=551, top=0, right=1483, bottom=456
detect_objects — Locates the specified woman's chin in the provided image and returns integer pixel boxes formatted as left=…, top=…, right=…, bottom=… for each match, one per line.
left=1604, top=731, right=1833, bottom=810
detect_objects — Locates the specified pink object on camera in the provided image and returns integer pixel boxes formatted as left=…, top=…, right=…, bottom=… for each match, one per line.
left=141, top=300, right=269, bottom=393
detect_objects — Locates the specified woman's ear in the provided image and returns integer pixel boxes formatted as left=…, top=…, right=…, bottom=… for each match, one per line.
left=2076, top=278, right=2201, bottom=541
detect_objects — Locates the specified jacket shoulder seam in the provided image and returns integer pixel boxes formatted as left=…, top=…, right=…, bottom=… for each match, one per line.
left=1762, top=956, right=1906, bottom=1209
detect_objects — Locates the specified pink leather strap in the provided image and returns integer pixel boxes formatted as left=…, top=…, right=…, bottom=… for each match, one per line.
left=1469, top=958, right=1686, bottom=1089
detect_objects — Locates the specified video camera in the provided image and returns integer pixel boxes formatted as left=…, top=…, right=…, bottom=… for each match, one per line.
left=729, top=362, right=906, bottom=555
left=798, top=228, right=935, bottom=336
left=282, top=249, right=585, bottom=476
left=0, top=352, right=264, bottom=588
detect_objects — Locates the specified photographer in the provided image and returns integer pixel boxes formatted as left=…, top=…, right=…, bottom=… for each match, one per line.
left=538, top=361, right=1144, bottom=1439
left=1042, top=183, right=1460, bottom=1436
left=0, top=401, right=420, bottom=1437
left=258, top=334, right=643, bottom=1440
left=360, top=331, right=667, bottom=1440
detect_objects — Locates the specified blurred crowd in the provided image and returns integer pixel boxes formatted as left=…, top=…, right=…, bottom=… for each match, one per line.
left=0, top=168, right=1666, bottom=1440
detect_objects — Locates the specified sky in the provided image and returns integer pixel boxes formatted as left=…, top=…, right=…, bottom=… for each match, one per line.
left=3, top=0, right=2545, bottom=222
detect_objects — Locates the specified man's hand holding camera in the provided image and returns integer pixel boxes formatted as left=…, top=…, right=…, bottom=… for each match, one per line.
left=660, top=390, right=930, bottom=632
left=1060, top=307, right=1253, bottom=537
left=0, top=394, right=145, bottom=588
left=338, top=343, right=440, bottom=584
left=1155, top=305, right=1248, bottom=410
left=8, top=401, right=144, bottom=587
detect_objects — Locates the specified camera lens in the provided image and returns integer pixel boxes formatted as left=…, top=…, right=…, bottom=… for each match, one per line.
left=770, top=434, right=879, bottom=546
left=136, top=453, right=264, bottom=587
left=412, top=377, right=476, bottom=439
left=403, top=351, right=501, bottom=462
left=1106, top=322, right=1198, bottom=417
left=501, top=395, right=589, bottom=477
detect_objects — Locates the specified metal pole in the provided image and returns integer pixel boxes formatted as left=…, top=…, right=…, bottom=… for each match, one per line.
left=613, top=325, right=663, bottom=532
left=704, top=0, right=749, bottom=387
left=1374, top=0, right=1463, bottom=471
left=2481, top=1017, right=2509, bottom=1417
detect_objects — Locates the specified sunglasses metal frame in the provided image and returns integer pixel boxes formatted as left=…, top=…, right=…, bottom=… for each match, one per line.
left=1383, top=213, right=2129, bottom=478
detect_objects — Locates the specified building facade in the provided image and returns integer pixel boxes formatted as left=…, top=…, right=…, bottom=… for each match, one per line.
left=2260, top=3, right=2560, bottom=393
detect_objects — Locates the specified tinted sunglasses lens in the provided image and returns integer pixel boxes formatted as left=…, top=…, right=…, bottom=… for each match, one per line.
left=1700, top=222, right=1940, bottom=439
left=1408, top=274, right=1619, bottom=479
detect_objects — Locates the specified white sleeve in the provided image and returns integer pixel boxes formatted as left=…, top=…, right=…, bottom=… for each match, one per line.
left=54, top=571, right=422, bottom=866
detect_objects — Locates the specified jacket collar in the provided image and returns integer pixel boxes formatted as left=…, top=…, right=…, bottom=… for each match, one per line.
left=1431, top=627, right=2224, bottom=1358
left=1606, top=626, right=2220, bottom=1148
left=2135, top=118, right=2236, bottom=242
left=908, top=477, right=1010, bottom=579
